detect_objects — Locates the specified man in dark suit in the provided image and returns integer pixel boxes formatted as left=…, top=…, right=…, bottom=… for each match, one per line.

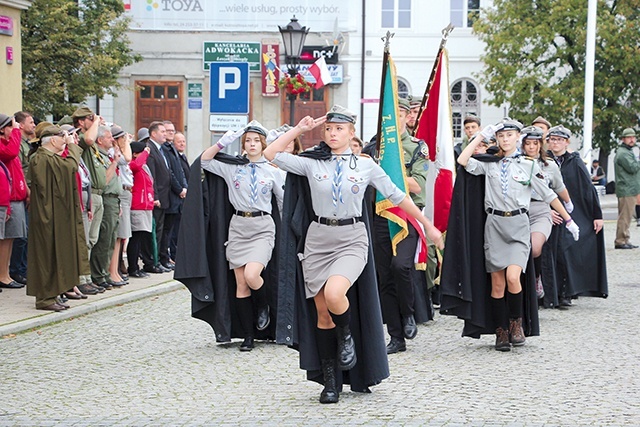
left=169, top=131, right=190, bottom=261
left=143, top=121, right=172, bottom=273
left=161, top=126, right=188, bottom=270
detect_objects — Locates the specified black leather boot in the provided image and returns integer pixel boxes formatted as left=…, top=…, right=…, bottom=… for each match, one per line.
left=335, top=324, right=357, bottom=370
left=252, top=286, right=270, bottom=331
left=319, top=359, right=339, bottom=404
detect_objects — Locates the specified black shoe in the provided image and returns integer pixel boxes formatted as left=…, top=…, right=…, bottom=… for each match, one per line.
left=95, top=282, right=113, bottom=290
left=319, top=359, right=339, bottom=404
left=0, top=280, right=24, bottom=289
left=402, top=315, right=418, bottom=340
left=77, top=284, right=99, bottom=295
left=386, top=337, right=407, bottom=354
left=143, top=265, right=163, bottom=274
left=12, top=274, right=27, bottom=285
left=161, top=262, right=174, bottom=271
left=614, top=243, right=638, bottom=249
left=559, top=297, right=572, bottom=307
left=128, top=270, right=147, bottom=278
left=336, top=325, right=357, bottom=370
left=158, top=264, right=171, bottom=273
left=256, top=305, right=270, bottom=331
left=239, top=337, right=254, bottom=352
left=109, top=280, right=126, bottom=288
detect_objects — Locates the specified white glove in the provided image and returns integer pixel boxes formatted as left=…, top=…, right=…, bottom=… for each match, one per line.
left=216, top=129, right=243, bottom=149
left=563, top=200, right=574, bottom=214
left=480, top=124, right=502, bottom=140
left=566, top=219, right=580, bottom=241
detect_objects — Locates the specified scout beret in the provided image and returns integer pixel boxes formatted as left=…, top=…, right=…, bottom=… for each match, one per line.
left=326, top=105, right=357, bottom=124
left=547, top=125, right=572, bottom=140
left=130, top=141, right=146, bottom=154
left=398, top=97, right=411, bottom=112
left=620, top=128, right=636, bottom=138
left=137, top=127, right=150, bottom=142
left=39, top=125, right=65, bottom=139
left=0, top=114, right=13, bottom=130
left=243, top=120, right=268, bottom=137
left=71, top=106, right=94, bottom=119
left=463, top=115, right=481, bottom=126
left=521, top=126, right=544, bottom=140
left=266, top=124, right=293, bottom=143
left=57, top=115, right=73, bottom=126
left=532, top=116, right=551, bottom=129
left=111, top=125, right=126, bottom=140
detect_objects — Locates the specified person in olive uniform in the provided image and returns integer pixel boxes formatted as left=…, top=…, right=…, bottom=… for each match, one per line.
left=264, top=106, right=443, bottom=404
left=613, top=128, right=639, bottom=249
left=374, top=97, right=430, bottom=354
left=458, top=119, right=579, bottom=351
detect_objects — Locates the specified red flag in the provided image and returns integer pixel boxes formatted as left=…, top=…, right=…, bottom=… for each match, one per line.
left=415, top=49, right=455, bottom=232
left=308, top=57, right=331, bottom=89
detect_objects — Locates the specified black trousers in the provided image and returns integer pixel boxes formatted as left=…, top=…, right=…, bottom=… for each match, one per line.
left=373, top=214, right=419, bottom=339
left=160, top=212, right=177, bottom=265
left=142, top=207, right=164, bottom=268
left=127, top=231, right=151, bottom=274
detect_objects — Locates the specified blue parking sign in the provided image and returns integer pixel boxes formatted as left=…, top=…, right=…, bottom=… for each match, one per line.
left=209, top=62, right=249, bottom=114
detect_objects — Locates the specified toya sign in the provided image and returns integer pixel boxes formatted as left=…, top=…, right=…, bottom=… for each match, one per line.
left=203, top=41, right=261, bottom=72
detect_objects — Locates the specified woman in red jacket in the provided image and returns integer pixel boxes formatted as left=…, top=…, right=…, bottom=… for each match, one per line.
left=0, top=114, right=28, bottom=290
left=127, top=141, right=155, bottom=278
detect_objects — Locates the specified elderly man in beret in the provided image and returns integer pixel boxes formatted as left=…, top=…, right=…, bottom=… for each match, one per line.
left=613, top=128, right=640, bottom=249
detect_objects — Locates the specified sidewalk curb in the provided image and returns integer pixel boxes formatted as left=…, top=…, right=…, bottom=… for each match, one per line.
left=0, top=280, right=184, bottom=337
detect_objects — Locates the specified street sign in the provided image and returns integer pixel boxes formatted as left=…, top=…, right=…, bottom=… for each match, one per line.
left=188, top=98, right=202, bottom=110
left=209, top=114, right=248, bottom=131
left=209, top=62, right=249, bottom=114
left=203, top=41, right=261, bottom=72
left=188, top=83, right=202, bottom=98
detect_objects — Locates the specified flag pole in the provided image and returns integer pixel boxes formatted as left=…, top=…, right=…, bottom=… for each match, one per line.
left=375, top=31, right=394, bottom=154
left=413, top=24, right=454, bottom=136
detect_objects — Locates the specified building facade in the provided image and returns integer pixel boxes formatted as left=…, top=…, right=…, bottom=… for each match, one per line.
left=0, top=0, right=31, bottom=114
left=109, top=0, right=501, bottom=160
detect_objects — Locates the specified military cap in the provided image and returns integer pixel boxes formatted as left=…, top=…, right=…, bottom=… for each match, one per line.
left=130, top=141, right=147, bottom=154
left=111, top=125, right=126, bottom=140
left=496, top=117, right=523, bottom=133
left=71, top=106, right=94, bottom=119
left=620, top=128, right=636, bottom=138
left=39, top=125, right=65, bottom=139
left=60, top=124, right=78, bottom=135
left=408, top=95, right=421, bottom=108
left=30, top=121, right=54, bottom=143
left=531, top=116, right=551, bottom=129
left=521, top=126, right=544, bottom=140
left=266, top=124, right=293, bottom=143
left=137, top=127, right=150, bottom=142
left=0, top=114, right=13, bottom=130
left=398, top=97, right=411, bottom=112
left=57, top=115, right=73, bottom=126
left=547, top=125, right=572, bottom=140
left=243, top=120, right=268, bottom=137
left=463, top=115, right=481, bottom=126
left=326, top=105, right=357, bottom=124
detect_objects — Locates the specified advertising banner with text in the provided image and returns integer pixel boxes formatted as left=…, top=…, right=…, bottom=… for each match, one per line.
left=123, top=0, right=353, bottom=32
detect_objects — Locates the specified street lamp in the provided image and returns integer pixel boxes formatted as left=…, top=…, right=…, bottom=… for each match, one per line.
left=278, top=16, right=309, bottom=125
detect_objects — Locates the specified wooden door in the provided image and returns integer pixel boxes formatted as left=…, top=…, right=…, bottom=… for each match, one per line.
left=282, top=87, right=328, bottom=150
left=136, top=81, right=184, bottom=132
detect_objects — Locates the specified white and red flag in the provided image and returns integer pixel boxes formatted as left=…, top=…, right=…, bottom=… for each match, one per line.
left=308, top=56, right=331, bottom=89
left=414, top=49, right=455, bottom=233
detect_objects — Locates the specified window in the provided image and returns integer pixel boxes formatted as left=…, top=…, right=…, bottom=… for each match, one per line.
left=382, top=0, right=411, bottom=29
left=451, top=0, right=480, bottom=28
left=397, top=77, right=410, bottom=100
left=451, top=78, right=480, bottom=139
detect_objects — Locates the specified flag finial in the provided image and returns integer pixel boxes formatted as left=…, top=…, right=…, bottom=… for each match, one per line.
left=381, top=31, right=395, bottom=51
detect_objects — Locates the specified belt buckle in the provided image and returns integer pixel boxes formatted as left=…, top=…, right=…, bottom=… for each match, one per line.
left=504, top=211, right=512, bottom=217
left=329, top=218, right=339, bottom=226
left=243, top=212, right=252, bottom=218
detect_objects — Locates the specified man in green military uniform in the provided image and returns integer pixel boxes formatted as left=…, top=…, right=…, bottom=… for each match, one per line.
left=373, top=97, right=431, bottom=354
left=613, top=127, right=640, bottom=249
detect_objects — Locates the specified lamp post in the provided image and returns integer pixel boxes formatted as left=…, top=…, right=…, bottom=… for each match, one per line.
left=278, top=16, right=309, bottom=125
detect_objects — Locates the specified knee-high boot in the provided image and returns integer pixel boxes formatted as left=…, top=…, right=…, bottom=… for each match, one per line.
left=316, top=328, right=339, bottom=404
left=236, top=297, right=254, bottom=351
left=330, top=307, right=356, bottom=370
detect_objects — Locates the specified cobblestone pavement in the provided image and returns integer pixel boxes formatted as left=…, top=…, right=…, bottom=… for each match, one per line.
left=1, top=222, right=639, bottom=426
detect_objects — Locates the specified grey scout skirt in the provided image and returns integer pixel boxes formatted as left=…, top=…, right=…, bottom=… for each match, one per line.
left=117, top=189, right=133, bottom=239
left=225, top=214, right=275, bottom=270
left=529, top=200, right=552, bottom=239
left=300, top=221, right=368, bottom=298
left=484, top=213, right=530, bottom=273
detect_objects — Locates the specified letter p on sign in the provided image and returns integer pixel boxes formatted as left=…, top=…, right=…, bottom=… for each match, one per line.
left=209, top=62, right=249, bottom=114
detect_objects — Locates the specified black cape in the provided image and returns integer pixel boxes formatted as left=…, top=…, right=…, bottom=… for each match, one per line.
left=439, top=155, right=539, bottom=338
left=174, top=154, right=281, bottom=342
left=275, top=145, right=389, bottom=392
left=542, top=151, right=608, bottom=304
